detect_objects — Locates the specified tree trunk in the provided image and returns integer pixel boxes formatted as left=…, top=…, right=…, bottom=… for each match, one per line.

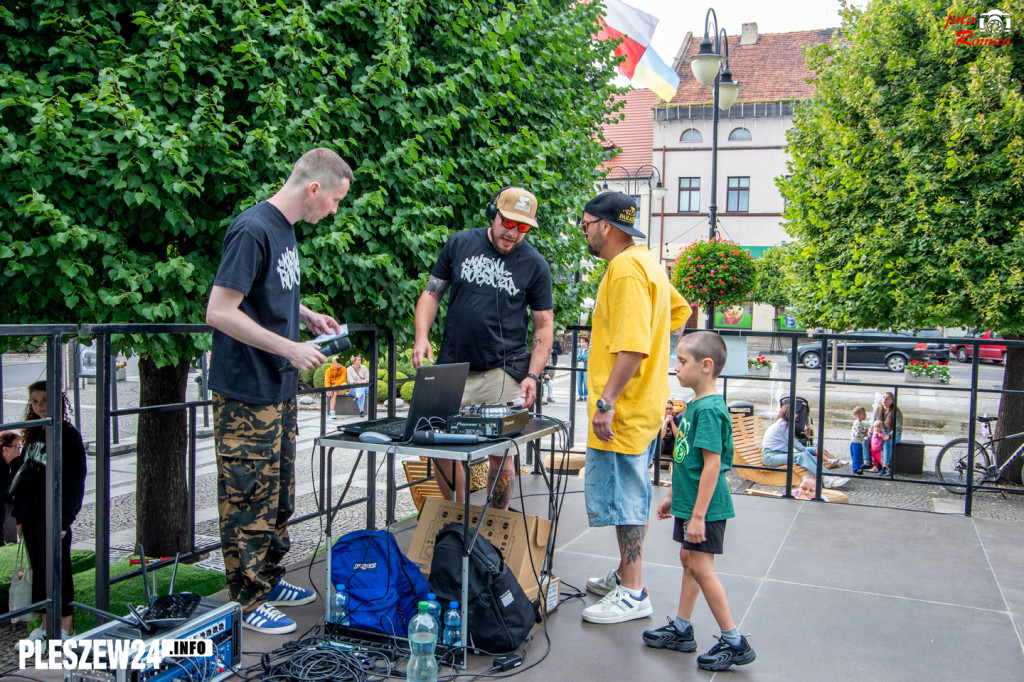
left=136, top=357, right=191, bottom=554
left=994, top=336, right=1024, bottom=484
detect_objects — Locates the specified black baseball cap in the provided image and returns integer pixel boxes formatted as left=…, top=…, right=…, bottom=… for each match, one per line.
left=583, top=191, right=645, bottom=238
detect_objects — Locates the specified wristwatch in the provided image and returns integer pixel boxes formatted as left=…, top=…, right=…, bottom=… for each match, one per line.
left=595, top=398, right=614, bottom=412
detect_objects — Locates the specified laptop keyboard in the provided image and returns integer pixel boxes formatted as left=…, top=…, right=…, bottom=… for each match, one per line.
left=373, top=421, right=407, bottom=438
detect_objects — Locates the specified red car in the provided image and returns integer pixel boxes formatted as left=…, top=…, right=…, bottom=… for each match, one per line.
left=950, top=330, right=1006, bottom=364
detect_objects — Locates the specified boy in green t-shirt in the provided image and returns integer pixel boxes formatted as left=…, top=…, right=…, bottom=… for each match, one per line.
left=642, top=332, right=755, bottom=671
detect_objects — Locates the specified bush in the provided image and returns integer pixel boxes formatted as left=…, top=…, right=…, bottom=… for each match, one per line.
left=298, top=368, right=315, bottom=387
left=400, top=381, right=415, bottom=401
left=312, top=362, right=333, bottom=389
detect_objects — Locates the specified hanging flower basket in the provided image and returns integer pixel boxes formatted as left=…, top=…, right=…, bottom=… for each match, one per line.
left=670, top=237, right=758, bottom=309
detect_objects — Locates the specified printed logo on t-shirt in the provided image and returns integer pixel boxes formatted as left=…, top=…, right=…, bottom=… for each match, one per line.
left=460, top=254, right=520, bottom=296
left=674, top=416, right=692, bottom=463
left=277, top=247, right=300, bottom=290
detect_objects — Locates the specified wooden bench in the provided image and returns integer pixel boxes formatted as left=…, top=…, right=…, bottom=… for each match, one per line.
left=400, top=457, right=490, bottom=512
left=401, top=459, right=444, bottom=512
left=731, top=413, right=810, bottom=487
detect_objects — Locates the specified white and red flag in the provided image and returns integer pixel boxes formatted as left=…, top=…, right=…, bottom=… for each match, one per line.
left=593, top=0, right=680, bottom=101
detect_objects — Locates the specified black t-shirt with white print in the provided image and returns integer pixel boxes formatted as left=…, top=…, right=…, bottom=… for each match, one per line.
left=209, top=200, right=301, bottom=404
left=432, top=227, right=552, bottom=375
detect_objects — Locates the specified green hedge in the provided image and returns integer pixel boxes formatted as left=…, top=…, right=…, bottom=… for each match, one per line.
left=400, top=381, right=414, bottom=401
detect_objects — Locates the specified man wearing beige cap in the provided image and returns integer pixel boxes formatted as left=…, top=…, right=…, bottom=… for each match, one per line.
left=413, top=186, right=553, bottom=508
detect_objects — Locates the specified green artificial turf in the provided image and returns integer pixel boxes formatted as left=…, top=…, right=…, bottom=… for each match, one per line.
left=11, top=553, right=226, bottom=635
left=0, top=542, right=95, bottom=614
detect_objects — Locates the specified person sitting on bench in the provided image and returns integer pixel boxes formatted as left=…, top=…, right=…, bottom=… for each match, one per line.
left=761, top=404, right=848, bottom=489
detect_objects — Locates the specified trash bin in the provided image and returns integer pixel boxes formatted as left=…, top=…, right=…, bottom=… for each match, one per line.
left=727, top=401, right=754, bottom=416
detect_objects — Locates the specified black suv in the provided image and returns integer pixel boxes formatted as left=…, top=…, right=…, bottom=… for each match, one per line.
left=795, top=329, right=949, bottom=372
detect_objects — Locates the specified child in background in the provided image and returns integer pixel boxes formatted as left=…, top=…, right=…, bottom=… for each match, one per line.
left=869, top=420, right=889, bottom=473
left=642, top=332, right=755, bottom=672
left=793, top=475, right=830, bottom=501
left=850, top=406, right=871, bottom=475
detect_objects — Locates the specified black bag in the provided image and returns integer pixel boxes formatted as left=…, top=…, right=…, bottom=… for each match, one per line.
left=428, top=522, right=537, bottom=654
left=8, top=459, right=43, bottom=499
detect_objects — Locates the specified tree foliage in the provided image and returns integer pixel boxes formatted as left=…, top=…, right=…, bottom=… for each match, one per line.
left=781, top=0, right=1024, bottom=473
left=0, top=0, right=620, bottom=551
left=0, top=0, right=620, bottom=353
left=780, top=0, right=1024, bottom=333
left=750, top=244, right=795, bottom=310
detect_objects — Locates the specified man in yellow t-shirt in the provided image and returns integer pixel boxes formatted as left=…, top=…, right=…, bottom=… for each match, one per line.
left=578, top=191, right=690, bottom=625
left=325, top=356, right=347, bottom=419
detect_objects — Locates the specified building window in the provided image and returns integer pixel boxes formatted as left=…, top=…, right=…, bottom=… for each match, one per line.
left=727, top=177, right=749, bottom=212
left=678, top=178, right=700, bottom=212
left=728, top=127, right=752, bottom=141
left=681, top=128, right=703, bottom=142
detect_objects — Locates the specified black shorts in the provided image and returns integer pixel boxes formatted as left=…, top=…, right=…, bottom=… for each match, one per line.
left=673, top=517, right=727, bottom=554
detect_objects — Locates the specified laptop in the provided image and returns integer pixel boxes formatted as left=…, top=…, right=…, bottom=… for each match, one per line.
left=342, top=362, right=469, bottom=441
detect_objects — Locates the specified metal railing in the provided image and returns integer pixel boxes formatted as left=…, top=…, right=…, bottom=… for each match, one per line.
left=0, top=324, right=76, bottom=639
left=3, top=323, right=1021, bottom=630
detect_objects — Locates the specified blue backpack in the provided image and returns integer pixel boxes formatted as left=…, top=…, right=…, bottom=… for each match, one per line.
left=330, top=529, right=429, bottom=637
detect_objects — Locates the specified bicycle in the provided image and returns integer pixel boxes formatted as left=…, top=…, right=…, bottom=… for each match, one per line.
left=934, top=416, right=1024, bottom=494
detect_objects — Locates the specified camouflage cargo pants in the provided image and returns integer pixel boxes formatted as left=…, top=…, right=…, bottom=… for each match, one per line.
left=212, top=393, right=297, bottom=615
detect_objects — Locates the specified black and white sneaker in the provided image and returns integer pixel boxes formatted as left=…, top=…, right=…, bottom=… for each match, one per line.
left=642, top=618, right=696, bottom=652
left=696, top=635, right=756, bottom=671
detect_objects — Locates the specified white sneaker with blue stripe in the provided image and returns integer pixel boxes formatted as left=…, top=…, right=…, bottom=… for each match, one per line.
left=267, top=578, right=316, bottom=606
left=581, top=585, right=653, bottom=624
left=242, top=603, right=296, bottom=634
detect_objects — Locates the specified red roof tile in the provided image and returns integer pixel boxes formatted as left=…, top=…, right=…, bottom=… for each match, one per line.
left=668, top=28, right=837, bottom=105
left=600, top=89, right=657, bottom=173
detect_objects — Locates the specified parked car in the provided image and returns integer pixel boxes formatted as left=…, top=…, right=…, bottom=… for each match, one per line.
left=795, top=329, right=950, bottom=372
left=949, top=330, right=1006, bottom=364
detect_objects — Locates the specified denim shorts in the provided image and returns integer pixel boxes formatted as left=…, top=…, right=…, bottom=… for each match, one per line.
left=584, top=438, right=658, bottom=527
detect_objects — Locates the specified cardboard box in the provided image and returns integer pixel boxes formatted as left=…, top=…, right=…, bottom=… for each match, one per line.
left=539, top=575, right=561, bottom=614
left=408, top=498, right=552, bottom=600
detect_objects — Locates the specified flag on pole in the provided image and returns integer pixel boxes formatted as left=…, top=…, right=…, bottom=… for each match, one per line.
left=594, top=0, right=680, bottom=101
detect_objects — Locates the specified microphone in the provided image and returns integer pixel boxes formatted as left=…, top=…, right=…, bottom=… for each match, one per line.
left=319, top=336, right=352, bottom=357
left=410, top=430, right=487, bottom=445
left=279, top=336, right=352, bottom=373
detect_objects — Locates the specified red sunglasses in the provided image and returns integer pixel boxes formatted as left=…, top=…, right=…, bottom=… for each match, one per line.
left=499, top=215, right=532, bottom=233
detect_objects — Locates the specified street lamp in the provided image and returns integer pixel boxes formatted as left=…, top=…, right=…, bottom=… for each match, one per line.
left=685, top=6, right=742, bottom=328
left=600, top=164, right=666, bottom=249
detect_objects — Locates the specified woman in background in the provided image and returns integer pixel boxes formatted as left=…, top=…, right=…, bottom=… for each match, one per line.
left=14, top=381, right=87, bottom=640
left=0, top=431, right=22, bottom=544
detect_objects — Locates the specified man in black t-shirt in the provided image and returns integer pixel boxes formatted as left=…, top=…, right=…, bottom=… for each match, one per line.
left=412, top=186, right=553, bottom=509
left=206, top=148, right=352, bottom=635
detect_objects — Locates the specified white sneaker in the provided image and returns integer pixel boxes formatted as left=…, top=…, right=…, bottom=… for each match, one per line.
left=586, top=568, right=620, bottom=595
left=823, top=476, right=850, bottom=489
left=26, top=627, right=46, bottom=642
left=581, top=585, right=653, bottom=624
left=329, top=410, right=336, bottom=420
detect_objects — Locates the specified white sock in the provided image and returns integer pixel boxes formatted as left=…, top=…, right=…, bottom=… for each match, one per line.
left=622, top=585, right=645, bottom=599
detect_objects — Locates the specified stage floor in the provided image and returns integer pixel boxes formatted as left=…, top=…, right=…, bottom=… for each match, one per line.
left=26, top=472, right=1024, bottom=681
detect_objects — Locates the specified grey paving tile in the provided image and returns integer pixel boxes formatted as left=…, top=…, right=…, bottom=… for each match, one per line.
left=973, top=516, right=1024, bottom=650
left=739, top=579, right=1024, bottom=681
left=770, top=502, right=1007, bottom=611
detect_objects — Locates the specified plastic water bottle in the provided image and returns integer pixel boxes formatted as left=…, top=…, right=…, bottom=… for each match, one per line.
left=442, top=601, right=462, bottom=647
left=329, top=583, right=350, bottom=625
left=425, top=592, right=443, bottom=630
left=407, top=602, right=438, bottom=682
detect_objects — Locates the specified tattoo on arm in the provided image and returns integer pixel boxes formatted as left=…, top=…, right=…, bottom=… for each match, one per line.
left=532, top=338, right=542, bottom=350
left=490, top=471, right=515, bottom=510
left=424, top=276, right=449, bottom=298
left=616, top=525, right=646, bottom=566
